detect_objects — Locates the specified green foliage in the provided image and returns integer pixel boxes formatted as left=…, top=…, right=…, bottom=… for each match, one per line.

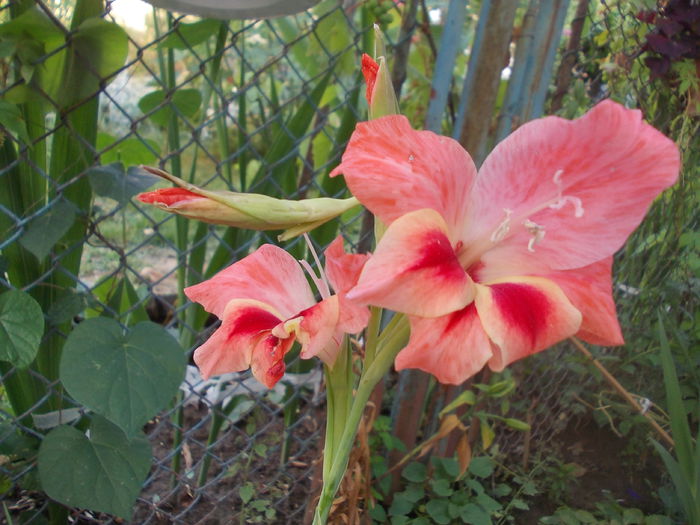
left=38, top=416, right=151, bottom=519
left=0, top=290, right=44, bottom=368
left=651, top=319, right=700, bottom=525
left=18, top=200, right=76, bottom=262
left=87, top=163, right=159, bottom=207
left=60, top=318, right=186, bottom=437
left=541, top=501, right=672, bottom=525
left=372, top=455, right=530, bottom=524
left=138, top=88, right=204, bottom=128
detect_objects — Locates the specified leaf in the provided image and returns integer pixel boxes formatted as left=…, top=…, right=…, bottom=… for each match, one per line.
left=138, top=89, right=203, bottom=128
left=87, top=162, right=159, bottom=206
left=0, top=99, right=30, bottom=144
left=480, top=419, right=495, bottom=450
left=388, top=494, right=414, bottom=516
left=60, top=318, right=185, bottom=436
left=439, top=389, right=476, bottom=418
left=97, top=132, right=160, bottom=166
left=46, top=290, right=89, bottom=325
left=19, top=199, right=76, bottom=261
left=459, top=503, right=491, bottom=525
left=0, top=289, right=44, bottom=368
left=456, top=432, right=472, bottom=478
left=158, top=19, right=221, bottom=49
left=38, top=416, right=151, bottom=519
left=402, top=462, right=427, bottom=483
left=503, top=418, right=530, bottom=431
left=50, top=17, right=129, bottom=105
left=468, top=456, right=494, bottom=479
left=425, top=499, right=451, bottom=524
left=418, top=414, right=464, bottom=458
left=239, top=482, right=254, bottom=504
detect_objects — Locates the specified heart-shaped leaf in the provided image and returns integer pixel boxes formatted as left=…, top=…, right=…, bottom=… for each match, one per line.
left=60, top=318, right=185, bottom=436
left=19, top=199, right=76, bottom=262
left=0, top=289, right=44, bottom=368
left=87, top=162, right=159, bottom=206
left=38, top=416, right=151, bottom=519
left=138, top=88, right=202, bottom=127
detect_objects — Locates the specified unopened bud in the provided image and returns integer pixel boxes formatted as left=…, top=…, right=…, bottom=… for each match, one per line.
left=136, top=167, right=359, bottom=241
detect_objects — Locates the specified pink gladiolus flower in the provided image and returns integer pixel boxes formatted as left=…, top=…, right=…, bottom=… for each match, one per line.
left=330, top=100, right=680, bottom=384
left=185, top=237, right=369, bottom=387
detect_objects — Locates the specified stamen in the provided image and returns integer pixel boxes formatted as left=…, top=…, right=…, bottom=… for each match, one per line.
left=549, top=169, right=585, bottom=217
left=549, top=195, right=584, bottom=217
left=490, top=208, right=513, bottom=243
left=523, top=219, right=546, bottom=252
left=301, top=234, right=332, bottom=299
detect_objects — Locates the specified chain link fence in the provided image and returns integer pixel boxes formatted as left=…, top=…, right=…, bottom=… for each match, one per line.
left=1, top=0, right=697, bottom=523
left=0, top=1, right=398, bottom=522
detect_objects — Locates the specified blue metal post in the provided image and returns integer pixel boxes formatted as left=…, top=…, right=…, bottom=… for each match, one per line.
left=529, top=0, right=570, bottom=119
left=453, top=0, right=492, bottom=139
left=424, top=0, right=468, bottom=132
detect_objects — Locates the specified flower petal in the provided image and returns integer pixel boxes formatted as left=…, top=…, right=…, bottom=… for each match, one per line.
left=273, top=296, right=341, bottom=365
left=348, top=209, right=475, bottom=318
left=474, top=277, right=582, bottom=371
left=193, top=299, right=288, bottom=382
left=185, top=244, right=316, bottom=319
left=330, top=115, right=475, bottom=233
left=465, top=100, right=680, bottom=269
left=395, top=305, right=494, bottom=385
left=545, top=257, right=623, bottom=346
left=324, top=236, right=371, bottom=334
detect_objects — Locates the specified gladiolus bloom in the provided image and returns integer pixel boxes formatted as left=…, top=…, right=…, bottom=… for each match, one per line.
left=331, top=100, right=680, bottom=384
left=185, top=238, right=369, bottom=387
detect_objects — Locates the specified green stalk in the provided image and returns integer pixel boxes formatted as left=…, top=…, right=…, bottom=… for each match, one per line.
left=313, top=315, right=409, bottom=525
left=322, top=338, right=354, bottom=481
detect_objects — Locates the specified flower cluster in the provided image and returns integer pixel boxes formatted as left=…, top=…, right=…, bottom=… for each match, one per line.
left=140, top=57, right=679, bottom=389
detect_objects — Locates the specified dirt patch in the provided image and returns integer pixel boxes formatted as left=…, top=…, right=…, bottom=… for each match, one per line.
left=516, top=415, right=666, bottom=523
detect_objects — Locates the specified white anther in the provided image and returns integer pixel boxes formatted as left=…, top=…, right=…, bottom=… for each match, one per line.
left=552, top=169, right=564, bottom=185
left=549, top=195, right=584, bottom=217
left=523, top=219, right=546, bottom=252
left=408, top=154, right=415, bottom=162
left=490, top=208, right=513, bottom=243
left=549, top=169, right=584, bottom=217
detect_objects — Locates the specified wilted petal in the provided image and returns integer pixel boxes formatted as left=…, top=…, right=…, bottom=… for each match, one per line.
left=330, top=115, right=475, bottom=233
left=185, top=244, right=316, bottom=319
left=465, top=100, right=680, bottom=270
left=348, top=209, right=475, bottom=318
left=395, top=305, right=493, bottom=385
left=193, top=299, right=289, bottom=383
left=474, top=277, right=582, bottom=371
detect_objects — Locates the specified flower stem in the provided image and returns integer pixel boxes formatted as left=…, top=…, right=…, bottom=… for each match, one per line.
left=313, top=315, right=409, bottom=524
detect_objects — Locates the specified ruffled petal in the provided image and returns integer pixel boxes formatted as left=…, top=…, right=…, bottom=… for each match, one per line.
left=395, top=305, right=494, bottom=385
left=324, top=236, right=371, bottom=334
left=473, top=277, right=582, bottom=371
left=273, top=296, right=341, bottom=365
left=193, top=299, right=287, bottom=381
left=249, top=333, right=296, bottom=388
left=545, top=257, right=623, bottom=346
left=185, top=244, right=316, bottom=319
left=348, top=209, right=475, bottom=318
left=464, top=100, right=680, bottom=270
left=330, top=115, right=475, bottom=233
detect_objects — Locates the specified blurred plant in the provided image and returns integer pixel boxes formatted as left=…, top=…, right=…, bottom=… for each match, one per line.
left=0, top=2, right=186, bottom=521
left=652, top=316, right=700, bottom=524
